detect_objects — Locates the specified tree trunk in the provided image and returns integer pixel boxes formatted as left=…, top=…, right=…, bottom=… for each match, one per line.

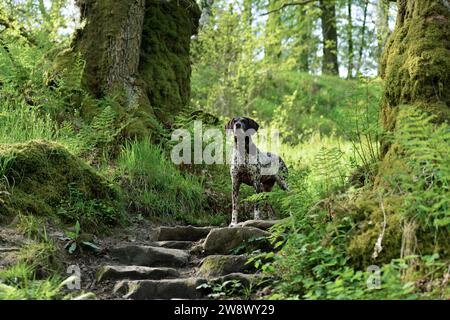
left=319, top=0, right=339, bottom=75
left=265, top=0, right=282, bottom=61
left=356, top=0, right=369, bottom=76
left=243, top=0, right=252, bottom=27
left=296, top=6, right=311, bottom=72
left=71, top=0, right=200, bottom=127
left=346, top=0, right=354, bottom=79
left=376, top=0, right=390, bottom=67
left=379, top=0, right=450, bottom=156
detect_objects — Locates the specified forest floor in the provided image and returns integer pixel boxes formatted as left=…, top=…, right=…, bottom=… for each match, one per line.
left=1, top=215, right=274, bottom=300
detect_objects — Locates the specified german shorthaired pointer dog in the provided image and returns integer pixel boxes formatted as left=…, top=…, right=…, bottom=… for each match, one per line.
left=225, top=117, right=289, bottom=226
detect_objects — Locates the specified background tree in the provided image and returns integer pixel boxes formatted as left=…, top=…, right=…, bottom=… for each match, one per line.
left=66, top=0, right=200, bottom=129
left=319, top=0, right=339, bottom=75
left=346, top=0, right=354, bottom=79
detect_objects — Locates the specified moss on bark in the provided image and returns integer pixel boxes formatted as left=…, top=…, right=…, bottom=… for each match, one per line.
left=139, top=0, right=201, bottom=122
left=53, top=0, right=200, bottom=136
left=380, top=0, right=450, bottom=154
left=343, top=0, right=450, bottom=267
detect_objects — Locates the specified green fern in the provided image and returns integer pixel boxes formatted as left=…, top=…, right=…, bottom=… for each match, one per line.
left=394, top=107, right=450, bottom=229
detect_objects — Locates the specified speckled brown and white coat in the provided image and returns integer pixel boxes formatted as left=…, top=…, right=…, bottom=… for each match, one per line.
left=225, top=117, right=289, bottom=226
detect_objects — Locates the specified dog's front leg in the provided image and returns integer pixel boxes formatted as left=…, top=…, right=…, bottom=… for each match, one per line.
left=253, top=176, right=263, bottom=220
left=230, top=176, right=241, bottom=227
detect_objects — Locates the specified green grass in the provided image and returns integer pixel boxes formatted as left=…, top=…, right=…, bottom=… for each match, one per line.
left=117, top=138, right=224, bottom=225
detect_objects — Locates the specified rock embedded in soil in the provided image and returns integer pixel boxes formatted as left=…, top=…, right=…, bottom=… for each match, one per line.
left=197, top=255, right=252, bottom=278
left=235, top=219, right=284, bottom=230
left=203, top=227, right=271, bottom=255
left=109, top=245, right=189, bottom=268
left=157, top=226, right=213, bottom=241
left=151, top=240, right=194, bottom=250
left=97, top=265, right=180, bottom=282
left=114, top=278, right=208, bottom=300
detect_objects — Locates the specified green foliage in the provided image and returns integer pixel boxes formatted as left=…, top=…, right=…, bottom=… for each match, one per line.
left=62, top=221, right=102, bottom=255
left=393, top=107, right=450, bottom=229
left=57, top=183, right=121, bottom=233
left=117, top=138, right=209, bottom=223
left=0, top=263, right=63, bottom=300
left=197, top=279, right=251, bottom=299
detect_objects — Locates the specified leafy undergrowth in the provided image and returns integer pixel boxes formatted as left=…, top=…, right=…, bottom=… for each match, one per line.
left=248, top=107, right=450, bottom=300
left=116, top=138, right=227, bottom=226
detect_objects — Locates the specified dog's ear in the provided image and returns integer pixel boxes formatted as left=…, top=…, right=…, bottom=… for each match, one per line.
left=244, top=117, right=259, bottom=132
left=225, top=118, right=236, bottom=130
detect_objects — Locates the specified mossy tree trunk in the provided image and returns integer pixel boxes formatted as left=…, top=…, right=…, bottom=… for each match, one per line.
left=71, top=0, right=200, bottom=128
left=319, top=0, right=339, bottom=75
left=347, top=0, right=450, bottom=267
left=379, top=0, right=450, bottom=156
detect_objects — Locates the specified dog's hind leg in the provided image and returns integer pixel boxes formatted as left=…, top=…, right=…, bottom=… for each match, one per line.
left=253, top=178, right=263, bottom=220
left=275, top=174, right=289, bottom=191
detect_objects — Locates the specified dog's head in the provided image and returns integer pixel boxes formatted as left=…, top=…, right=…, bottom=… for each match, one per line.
left=225, top=117, right=259, bottom=137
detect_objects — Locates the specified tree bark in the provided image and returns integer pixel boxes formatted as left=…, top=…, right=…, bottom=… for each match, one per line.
left=376, top=0, right=390, bottom=67
left=70, top=0, right=200, bottom=126
left=346, top=0, right=354, bottom=79
left=296, top=5, right=311, bottom=72
left=379, top=0, right=450, bottom=155
left=319, top=0, right=339, bottom=75
left=356, top=0, right=369, bottom=76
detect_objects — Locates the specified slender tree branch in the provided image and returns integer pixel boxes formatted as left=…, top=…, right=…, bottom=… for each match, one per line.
left=260, top=0, right=320, bottom=16
left=0, top=10, right=37, bottom=46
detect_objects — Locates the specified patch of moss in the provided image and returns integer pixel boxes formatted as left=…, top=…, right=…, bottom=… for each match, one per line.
left=346, top=195, right=404, bottom=268
left=0, top=140, right=123, bottom=231
left=139, top=0, right=201, bottom=123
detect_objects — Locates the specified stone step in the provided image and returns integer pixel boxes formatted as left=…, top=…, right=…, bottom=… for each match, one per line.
left=109, top=245, right=189, bottom=268
left=97, top=265, right=180, bottom=282
left=151, top=240, right=194, bottom=250
left=203, top=227, right=271, bottom=255
left=114, top=273, right=264, bottom=300
left=114, top=278, right=207, bottom=300
left=157, top=226, right=213, bottom=241
left=197, top=255, right=253, bottom=278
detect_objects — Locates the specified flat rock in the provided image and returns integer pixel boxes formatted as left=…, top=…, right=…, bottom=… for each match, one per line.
left=236, top=219, right=283, bottom=230
left=197, top=255, right=252, bottom=278
left=97, top=265, right=180, bottom=282
left=157, top=226, right=213, bottom=241
left=203, top=227, right=270, bottom=255
left=114, top=278, right=208, bottom=300
left=151, top=241, right=193, bottom=250
left=109, top=245, right=189, bottom=268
